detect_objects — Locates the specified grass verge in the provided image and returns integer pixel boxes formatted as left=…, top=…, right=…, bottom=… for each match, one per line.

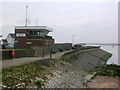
left=100, top=53, right=112, bottom=61
left=97, top=64, right=120, bottom=77
left=1, top=62, right=52, bottom=89
left=89, top=64, right=120, bottom=77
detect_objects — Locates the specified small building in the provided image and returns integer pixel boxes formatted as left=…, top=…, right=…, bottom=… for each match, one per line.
left=2, top=39, right=8, bottom=45
left=6, top=33, right=15, bottom=45
left=14, top=26, right=54, bottom=48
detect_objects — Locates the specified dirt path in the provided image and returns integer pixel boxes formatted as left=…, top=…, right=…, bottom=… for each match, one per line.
left=87, top=76, right=119, bottom=88
left=1, top=50, right=72, bottom=70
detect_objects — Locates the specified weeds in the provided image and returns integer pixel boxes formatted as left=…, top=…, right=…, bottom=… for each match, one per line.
left=1, top=62, right=51, bottom=89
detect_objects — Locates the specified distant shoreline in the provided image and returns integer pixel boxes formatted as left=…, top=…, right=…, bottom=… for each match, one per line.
left=86, top=43, right=120, bottom=46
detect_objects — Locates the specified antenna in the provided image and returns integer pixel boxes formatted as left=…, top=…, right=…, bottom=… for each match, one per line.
left=25, top=5, right=28, bottom=27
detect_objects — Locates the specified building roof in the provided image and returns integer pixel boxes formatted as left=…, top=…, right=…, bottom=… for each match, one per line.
left=9, top=33, right=15, bottom=38
left=15, top=26, right=53, bottom=32
left=2, top=39, right=7, bottom=42
left=2, top=39, right=8, bottom=44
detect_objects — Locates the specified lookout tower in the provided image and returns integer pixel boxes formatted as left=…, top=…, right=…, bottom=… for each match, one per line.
left=14, top=26, right=54, bottom=48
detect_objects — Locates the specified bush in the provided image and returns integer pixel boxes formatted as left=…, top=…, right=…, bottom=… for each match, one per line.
left=35, top=80, right=44, bottom=88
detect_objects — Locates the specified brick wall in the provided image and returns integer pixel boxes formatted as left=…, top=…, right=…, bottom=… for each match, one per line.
left=15, top=29, right=27, bottom=48
left=15, top=29, right=54, bottom=49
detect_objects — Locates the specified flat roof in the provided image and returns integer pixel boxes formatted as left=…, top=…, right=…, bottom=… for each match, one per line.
left=15, top=26, right=53, bottom=32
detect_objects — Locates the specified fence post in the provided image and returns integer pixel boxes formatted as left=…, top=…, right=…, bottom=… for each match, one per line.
left=50, top=52, right=52, bottom=58
left=43, top=52, right=44, bottom=58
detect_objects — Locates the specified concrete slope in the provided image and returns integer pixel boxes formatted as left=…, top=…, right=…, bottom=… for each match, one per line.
left=43, top=48, right=112, bottom=88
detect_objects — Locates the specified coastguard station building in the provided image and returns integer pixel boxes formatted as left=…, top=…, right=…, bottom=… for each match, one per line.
left=14, top=26, right=54, bottom=48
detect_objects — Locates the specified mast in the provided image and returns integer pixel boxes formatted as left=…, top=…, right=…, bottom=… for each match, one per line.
left=25, top=5, right=28, bottom=27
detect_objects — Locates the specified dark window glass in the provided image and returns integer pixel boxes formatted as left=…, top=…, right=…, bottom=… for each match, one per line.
left=34, top=31, right=37, bottom=36
left=30, top=31, right=34, bottom=35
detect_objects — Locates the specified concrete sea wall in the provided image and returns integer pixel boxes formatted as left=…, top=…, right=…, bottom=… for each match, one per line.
left=62, top=48, right=110, bottom=72
left=1, top=46, right=112, bottom=88
left=2, top=49, right=35, bottom=60
left=42, top=47, right=112, bottom=88
left=32, top=44, right=71, bottom=57
left=1, top=43, right=71, bottom=60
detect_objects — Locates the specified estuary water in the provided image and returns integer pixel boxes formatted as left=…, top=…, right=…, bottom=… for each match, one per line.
left=101, top=45, right=119, bottom=65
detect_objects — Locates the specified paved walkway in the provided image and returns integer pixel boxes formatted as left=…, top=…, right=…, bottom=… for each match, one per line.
left=1, top=50, right=72, bottom=70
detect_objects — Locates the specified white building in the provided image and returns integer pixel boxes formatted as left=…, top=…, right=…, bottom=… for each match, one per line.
left=6, top=33, right=15, bottom=45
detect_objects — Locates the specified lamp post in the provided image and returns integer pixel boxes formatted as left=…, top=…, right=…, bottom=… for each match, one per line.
left=72, top=34, right=74, bottom=46
left=72, top=34, right=81, bottom=46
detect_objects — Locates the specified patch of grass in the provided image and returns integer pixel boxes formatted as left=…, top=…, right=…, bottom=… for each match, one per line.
left=85, top=64, right=120, bottom=83
left=1, top=62, right=51, bottom=89
left=100, top=53, right=112, bottom=61
left=87, top=71, right=97, bottom=75
left=35, top=80, right=44, bottom=88
left=97, top=64, right=120, bottom=77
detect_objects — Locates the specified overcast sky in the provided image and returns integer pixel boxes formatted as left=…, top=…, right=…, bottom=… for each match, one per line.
left=0, top=0, right=119, bottom=44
